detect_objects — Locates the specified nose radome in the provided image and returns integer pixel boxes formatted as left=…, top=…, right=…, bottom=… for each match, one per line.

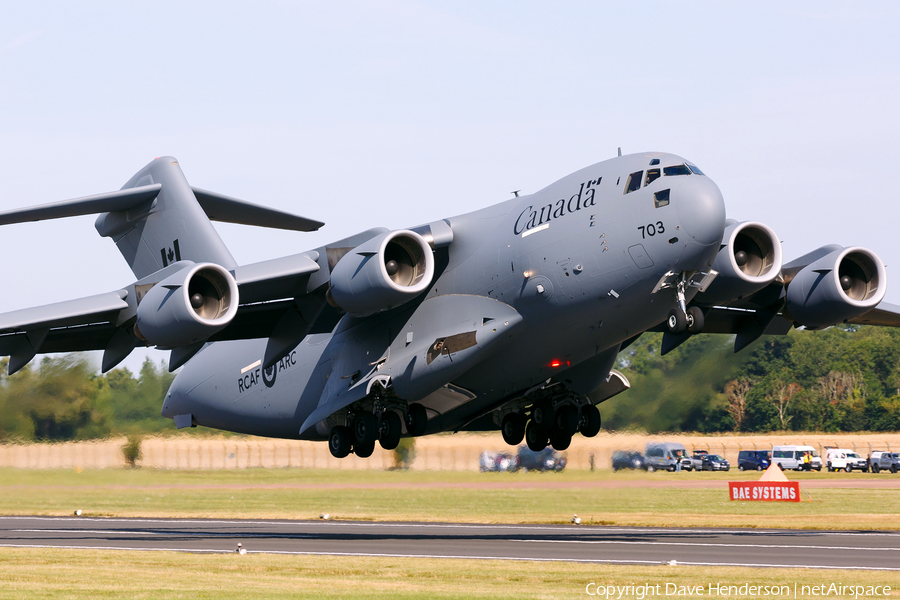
left=674, top=177, right=726, bottom=246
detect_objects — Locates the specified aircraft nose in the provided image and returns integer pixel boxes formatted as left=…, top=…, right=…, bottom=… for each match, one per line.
left=675, top=177, right=726, bottom=246
left=160, top=370, right=189, bottom=419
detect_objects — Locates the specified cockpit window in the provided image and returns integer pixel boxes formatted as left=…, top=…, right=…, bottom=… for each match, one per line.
left=624, top=171, right=642, bottom=194
left=687, top=164, right=705, bottom=176
left=663, top=164, right=691, bottom=176
left=645, top=169, right=661, bottom=186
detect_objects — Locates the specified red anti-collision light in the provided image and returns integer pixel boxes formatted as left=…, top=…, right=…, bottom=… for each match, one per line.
left=549, top=359, right=569, bottom=368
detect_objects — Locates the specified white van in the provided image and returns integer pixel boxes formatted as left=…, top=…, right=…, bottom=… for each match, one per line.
left=772, top=445, right=822, bottom=471
left=825, top=448, right=868, bottom=472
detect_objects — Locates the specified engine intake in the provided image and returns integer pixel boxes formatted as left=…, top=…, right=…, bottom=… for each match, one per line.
left=328, top=230, right=434, bottom=317
left=784, top=246, right=885, bottom=329
left=694, top=220, right=782, bottom=305
left=135, top=263, right=239, bottom=347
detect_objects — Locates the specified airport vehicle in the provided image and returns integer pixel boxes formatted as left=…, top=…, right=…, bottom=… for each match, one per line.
left=824, top=448, right=868, bottom=472
left=737, top=450, right=771, bottom=471
left=869, top=451, right=900, bottom=473
left=516, top=446, right=566, bottom=472
left=611, top=451, right=646, bottom=471
left=1, top=152, right=899, bottom=459
left=700, top=454, right=730, bottom=471
left=772, top=445, right=823, bottom=471
left=645, top=442, right=689, bottom=472
left=479, top=451, right=517, bottom=472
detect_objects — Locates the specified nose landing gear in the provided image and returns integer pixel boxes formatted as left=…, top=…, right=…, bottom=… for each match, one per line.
left=657, top=271, right=707, bottom=335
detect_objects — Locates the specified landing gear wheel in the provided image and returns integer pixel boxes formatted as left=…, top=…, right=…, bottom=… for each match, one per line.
left=555, top=405, right=579, bottom=436
left=579, top=405, right=602, bottom=437
left=405, top=403, right=428, bottom=437
left=666, top=308, right=687, bottom=335
left=379, top=411, right=402, bottom=451
left=531, top=400, right=554, bottom=432
left=501, top=413, right=526, bottom=446
left=686, top=306, right=705, bottom=334
left=525, top=420, right=548, bottom=452
left=328, top=426, right=353, bottom=459
left=352, top=412, right=378, bottom=444
left=550, top=430, right=571, bottom=451
left=354, top=440, right=375, bottom=458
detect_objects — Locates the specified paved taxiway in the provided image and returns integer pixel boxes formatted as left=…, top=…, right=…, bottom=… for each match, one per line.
left=1, top=516, right=898, bottom=570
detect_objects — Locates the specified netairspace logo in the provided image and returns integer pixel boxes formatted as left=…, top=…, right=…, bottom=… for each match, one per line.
left=584, top=582, right=892, bottom=599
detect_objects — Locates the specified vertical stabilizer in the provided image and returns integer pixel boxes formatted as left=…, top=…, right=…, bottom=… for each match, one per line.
left=94, top=157, right=237, bottom=279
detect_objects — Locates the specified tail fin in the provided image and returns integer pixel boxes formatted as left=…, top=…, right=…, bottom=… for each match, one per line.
left=0, top=156, right=324, bottom=280
left=94, top=157, right=237, bottom=279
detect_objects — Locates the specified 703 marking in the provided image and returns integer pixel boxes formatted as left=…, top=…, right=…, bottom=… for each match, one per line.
left=638, top=221, right=665, bottom=239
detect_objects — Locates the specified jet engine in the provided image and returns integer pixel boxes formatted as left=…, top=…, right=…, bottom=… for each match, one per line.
left=783, top=246, right=886, bottom=329
left=135, top=262, right=239, bottom=347
left=328, top=229, right=435, bottom=317
left=695, top=220, right=783, bottom=305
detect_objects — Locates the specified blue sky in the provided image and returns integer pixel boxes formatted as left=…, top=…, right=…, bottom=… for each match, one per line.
left=1, top=2, right=898, bottom=372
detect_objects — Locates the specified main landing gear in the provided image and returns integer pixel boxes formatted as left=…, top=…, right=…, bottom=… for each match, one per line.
left=328, top=403, right=426, bottom=459
left=505, top=400, right=601, bottom=452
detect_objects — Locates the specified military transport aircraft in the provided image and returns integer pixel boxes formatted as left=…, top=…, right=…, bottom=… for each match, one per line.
left=1, top=152, right=898, bottom=458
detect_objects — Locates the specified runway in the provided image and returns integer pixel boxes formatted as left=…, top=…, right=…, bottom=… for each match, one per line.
left=1, top=516, right=899, bottom=570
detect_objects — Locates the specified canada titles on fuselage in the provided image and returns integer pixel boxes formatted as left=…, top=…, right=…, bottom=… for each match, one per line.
left=513, top=178, right=600, bottom=236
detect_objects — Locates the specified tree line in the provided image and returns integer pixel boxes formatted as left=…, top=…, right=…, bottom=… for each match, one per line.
left=602, top=325, right=900, bottom=433
left=0, top=356, right=174, bottom=442
left=1, top=324, right=899, bottom=442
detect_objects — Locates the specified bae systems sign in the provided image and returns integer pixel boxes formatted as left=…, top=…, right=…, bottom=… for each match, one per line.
left=728, top=481, right=800, bottom=502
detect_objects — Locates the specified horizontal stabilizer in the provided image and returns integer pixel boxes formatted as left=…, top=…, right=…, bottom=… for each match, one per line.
left=192, top=187, right=324, bottom=232
left=0, top=185, right=161, bottom=225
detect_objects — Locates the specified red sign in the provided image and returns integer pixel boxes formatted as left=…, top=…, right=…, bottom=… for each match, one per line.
left=728, top=481, right=800, bottom=502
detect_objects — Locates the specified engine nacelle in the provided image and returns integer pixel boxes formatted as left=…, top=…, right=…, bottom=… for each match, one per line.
left=328, top=230, right=434, bottom=317
left=136, top=263, right=239, bottom=347
left=784, top=246, right=886, bottom=329
left=694, top=220, right=783, bottom=305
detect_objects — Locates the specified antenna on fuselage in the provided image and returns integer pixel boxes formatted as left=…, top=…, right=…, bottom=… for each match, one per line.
left=617, top=147, right=622, bottom=157
left=511, top=190, right=520, bottom=197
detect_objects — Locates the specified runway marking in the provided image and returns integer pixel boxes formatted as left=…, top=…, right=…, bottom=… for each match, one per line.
left=1, top=543, right=899, bottom=571
left=513, top=539, right=900, bottom=552
left=3, top=517, right=899, bottom=538
left=10, top=529, right=312, bottom=539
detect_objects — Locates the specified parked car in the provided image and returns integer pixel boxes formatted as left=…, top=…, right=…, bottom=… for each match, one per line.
left=645, top=442, right=689, bottom=472
left=479, top=451, right=518, bottom=472
left=686, top=450, right=708, bottom=471
left=612, top=451, right=646, bottom=471
left=869, top=451, right=900, bottom=474
left=824, top=448, right=868, bottom=472
left=772, top=445, right=822, bottom=471
left=737, top=450, right=771, bottom=471
left=700, top=454, right=730, bottom=471
left=517, top=446, right=566, bottom=472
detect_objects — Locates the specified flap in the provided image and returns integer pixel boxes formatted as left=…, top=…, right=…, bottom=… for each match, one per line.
left=849, top=302, right=900, bottom=327
left=0, top=290, right=129, bottom=333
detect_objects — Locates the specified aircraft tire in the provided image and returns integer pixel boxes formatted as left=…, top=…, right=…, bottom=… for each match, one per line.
left=354, top=440, right=376, bottom=458
left=525, top=420, right=548, bottom=452
left=549, top=430, right=571, bottom=451
left=328, top=426, right=353, bottom=459
left=379, top=411, right=403, bottom=451
left=686, top=306, right=705, bottom=334
left=579, top=405, right=602, bottom=437
left=501, top=413, right=526, bottom=446
left=531, top=400, right=554, bottom=432
left=555, top=405, right=579, bottom=436
left=353, top=412, right=378, bottom=444
left=405, top=403, right=428, bottom=437
left=666, top=309, right=687, bottom=334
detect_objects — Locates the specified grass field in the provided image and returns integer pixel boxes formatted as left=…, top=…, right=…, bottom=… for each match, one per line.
left=0, top=549, right=898, bottom=600
left=2, top=467, right=898, bottom=530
